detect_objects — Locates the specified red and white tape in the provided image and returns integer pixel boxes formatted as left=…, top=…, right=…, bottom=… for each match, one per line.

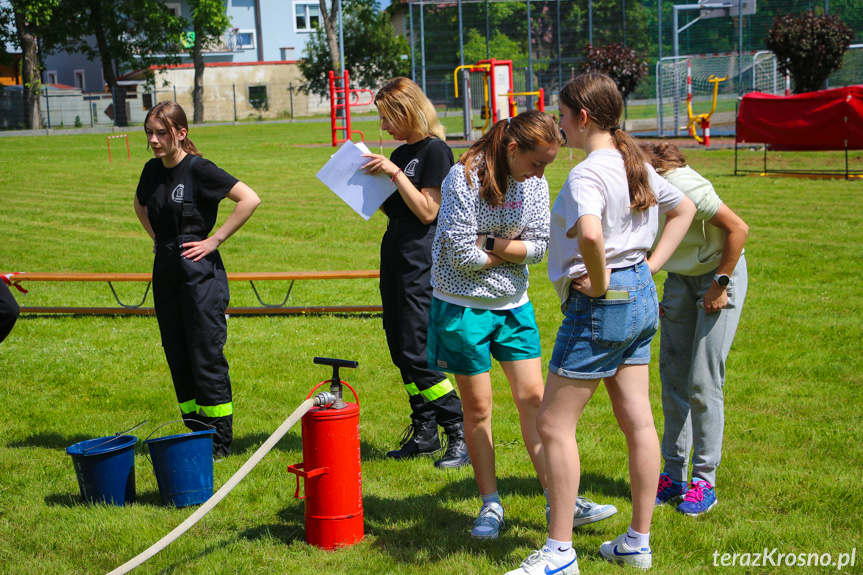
left=1, top=272, right=28, bottom=294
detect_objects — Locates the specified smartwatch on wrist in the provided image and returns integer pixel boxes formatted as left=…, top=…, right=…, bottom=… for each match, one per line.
left=713, top=273, right=730, bottom=288
left=484, top=236, right=496, bottom=252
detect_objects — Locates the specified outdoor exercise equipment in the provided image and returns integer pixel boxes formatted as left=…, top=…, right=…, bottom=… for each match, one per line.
left=507, top=89, right=545, bottom=114
left=329, top=70, right=374, bottom=147
left=105, top=356, right=362, bottom=574
left=684, top=59, right=727, bottom=147
left=453, top=59, right=516, bottom=138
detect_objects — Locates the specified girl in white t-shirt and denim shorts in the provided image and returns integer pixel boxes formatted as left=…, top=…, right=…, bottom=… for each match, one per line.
left=506, top=74, right=695, bottom=575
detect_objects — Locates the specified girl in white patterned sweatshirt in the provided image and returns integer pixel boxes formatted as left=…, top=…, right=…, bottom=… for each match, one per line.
left=429, top=110, right=617, bottom=542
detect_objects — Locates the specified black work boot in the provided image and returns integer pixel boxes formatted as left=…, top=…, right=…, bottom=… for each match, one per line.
left=434, top=422, right=471, bottom=469
left=386, top=419, right=441, bottom=459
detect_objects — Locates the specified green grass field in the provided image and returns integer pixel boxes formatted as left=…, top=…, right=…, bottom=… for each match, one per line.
left=0, top=122, right=861, bottom=575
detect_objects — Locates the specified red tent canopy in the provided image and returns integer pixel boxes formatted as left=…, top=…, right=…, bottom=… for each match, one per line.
left=737, top=86, right=863, bottom=151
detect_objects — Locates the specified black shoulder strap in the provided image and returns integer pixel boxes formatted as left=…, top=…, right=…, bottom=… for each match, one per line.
left=183, top=154, right=198, bottom=218
left=414, top=139, right=436, bottom=177
left=181, top=155, right=199, bottom=218
left=178, top=155, right=200, bottom=236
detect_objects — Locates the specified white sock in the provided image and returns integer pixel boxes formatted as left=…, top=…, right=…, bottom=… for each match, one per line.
left=545, top=537, right=574, bottom=557
left=625, top=526, right=650, bottom=550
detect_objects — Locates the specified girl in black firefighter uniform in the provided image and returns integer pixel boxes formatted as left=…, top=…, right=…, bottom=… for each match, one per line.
left=360, top=77, right=469, bottom=469
left=134, top=101, right=260, bottom=458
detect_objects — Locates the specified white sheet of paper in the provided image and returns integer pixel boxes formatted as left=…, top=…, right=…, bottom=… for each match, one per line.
left=315, top=140, right=395, bottom=221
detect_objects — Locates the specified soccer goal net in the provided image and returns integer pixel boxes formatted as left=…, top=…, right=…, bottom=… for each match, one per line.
left=655, top=51, right=781, bottom=138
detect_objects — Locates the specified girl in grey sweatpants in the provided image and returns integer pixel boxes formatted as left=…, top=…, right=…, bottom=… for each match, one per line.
left=643, top=142, right=749, bottom=517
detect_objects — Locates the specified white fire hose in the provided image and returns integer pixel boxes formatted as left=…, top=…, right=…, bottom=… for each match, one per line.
left=106, top=391, right=336, bottom=575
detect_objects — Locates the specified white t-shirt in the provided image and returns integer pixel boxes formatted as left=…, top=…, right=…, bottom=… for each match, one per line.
left=548, top=148, right=684, bottom=305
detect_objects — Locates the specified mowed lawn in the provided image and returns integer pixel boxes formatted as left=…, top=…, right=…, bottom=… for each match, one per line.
left=0, top=121, right=861, bottom=575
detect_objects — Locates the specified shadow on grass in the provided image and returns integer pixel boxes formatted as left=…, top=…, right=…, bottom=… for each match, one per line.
left=230, top=431, right=304, bottom=455
left=261, top=475, right=542, bottom=561
left=237, top=471, right=630, bottom=564
left=7, top=432, right=97, bottom=450
left=44, top=488, right=164, bottom=508
left=578, top=471, right=632, bottom=501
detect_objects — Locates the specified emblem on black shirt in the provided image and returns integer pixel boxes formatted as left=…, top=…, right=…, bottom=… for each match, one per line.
left=404, top=158, right=420, bottom=177
left=171, top=184, right=185, bottom=203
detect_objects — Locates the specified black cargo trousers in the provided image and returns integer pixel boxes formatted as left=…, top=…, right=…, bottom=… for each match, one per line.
left=0, top=280, right=19, bottom=344
left=153, top=234, right=233, bottom=457
left=380, top=218, right=463, bottom=428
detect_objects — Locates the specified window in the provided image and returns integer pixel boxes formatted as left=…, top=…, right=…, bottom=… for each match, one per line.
left=248, top=85, right=268, bottom=112
left=294, top=3, right=320, bottom=32
left=46, top=70, right=58, bottom=84
left=164, top=3, right=181, bottom=17
left=74, top=70, right=85, bottom=91
left=234, top=30, right=255, bottom=50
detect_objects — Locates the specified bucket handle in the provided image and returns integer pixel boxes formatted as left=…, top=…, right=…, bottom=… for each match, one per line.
left=143, top=419, right=217, bottom=444
left=305, top=380, right=360, bottom=406
left=286, top=462, right=330, bottom=499
left=80, top=419, right=148, bottom=455
left=143, top=419, right=217, bottom=465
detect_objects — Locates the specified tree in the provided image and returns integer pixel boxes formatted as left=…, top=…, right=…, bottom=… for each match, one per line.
left=187, top=0, right=231, bottom=124
left=580, top=43, right=648, bottom=98
left=0, top=0, right=58, bottom=129
left=299, top=0, right=409, bottom=97
left=463, top=28, right=525, bottom=66
left=318, top=0, right=342, bottom=74
left=43, top=0, right=184, bottom=126
left=765, top=10, right=853, bottom=94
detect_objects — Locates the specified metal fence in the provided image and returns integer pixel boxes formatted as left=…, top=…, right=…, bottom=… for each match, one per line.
left=2, top=0, right=861, bottom=132
left=0, top=87, right=150, bottom=131
left=404, top=0, right=862, bottom=135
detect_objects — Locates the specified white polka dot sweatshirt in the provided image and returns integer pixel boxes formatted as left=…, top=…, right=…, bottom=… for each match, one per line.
left=431, top=160, right=550, bottom=309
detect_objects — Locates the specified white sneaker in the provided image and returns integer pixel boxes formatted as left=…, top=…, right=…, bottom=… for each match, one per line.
left=471, top=502, right=504, bottom=540
left=505, top=548, right=579, bottom=575
left=545, top=497, right=619, bottom=527
left=599, top=533, right=652, bottom=569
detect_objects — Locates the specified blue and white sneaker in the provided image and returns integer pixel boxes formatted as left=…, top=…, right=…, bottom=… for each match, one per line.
left=505, top=548, right=580, bottom=575
left=676, top=479, right=717, bottom=517
left=599, top=533, right=652, bottom=570
left=655, top=472, right=688, bottom=505
left=471, top=502, right=505, bottom=540
left=546, top=497, right=618, bottom=528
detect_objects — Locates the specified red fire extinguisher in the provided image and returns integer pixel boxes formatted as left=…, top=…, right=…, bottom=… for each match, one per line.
left=287, top=357, right=363, bottom=550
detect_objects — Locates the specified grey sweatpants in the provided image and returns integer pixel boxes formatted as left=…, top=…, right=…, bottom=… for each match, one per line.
left=659, top=255, right=747, bottom=487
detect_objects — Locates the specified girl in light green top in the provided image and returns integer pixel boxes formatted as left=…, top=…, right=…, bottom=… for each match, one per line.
left=642, top=142, right=749, bottom=518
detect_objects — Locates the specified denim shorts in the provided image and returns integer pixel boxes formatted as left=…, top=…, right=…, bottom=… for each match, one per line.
left=549, top=260, right=659, bottom=380
left=428, top=298, right=542, bottom=375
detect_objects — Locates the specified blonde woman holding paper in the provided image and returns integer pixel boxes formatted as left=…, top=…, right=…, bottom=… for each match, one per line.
left=360, top=77, right=469, bottom=469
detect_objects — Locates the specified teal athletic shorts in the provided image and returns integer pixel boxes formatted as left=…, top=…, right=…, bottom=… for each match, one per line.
left=427, top=297, right=542, bottom=376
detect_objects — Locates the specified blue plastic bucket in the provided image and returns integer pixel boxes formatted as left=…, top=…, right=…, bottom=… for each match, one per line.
left=144, top=429, right=215, bottom=507
left=66, top=435, right=138, bottom=506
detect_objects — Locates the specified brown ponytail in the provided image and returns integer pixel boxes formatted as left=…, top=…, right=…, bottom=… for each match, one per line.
left=560, top=73, right=655, bottom=211
left=459, top=109, right=562, bottom=207
left=144, top=101, right=202, bottom=157
left=640, top=142, right=687, bottom=175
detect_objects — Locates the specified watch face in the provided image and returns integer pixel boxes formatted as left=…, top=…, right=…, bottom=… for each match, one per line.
left=716, top=275, right=730, bottom=287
